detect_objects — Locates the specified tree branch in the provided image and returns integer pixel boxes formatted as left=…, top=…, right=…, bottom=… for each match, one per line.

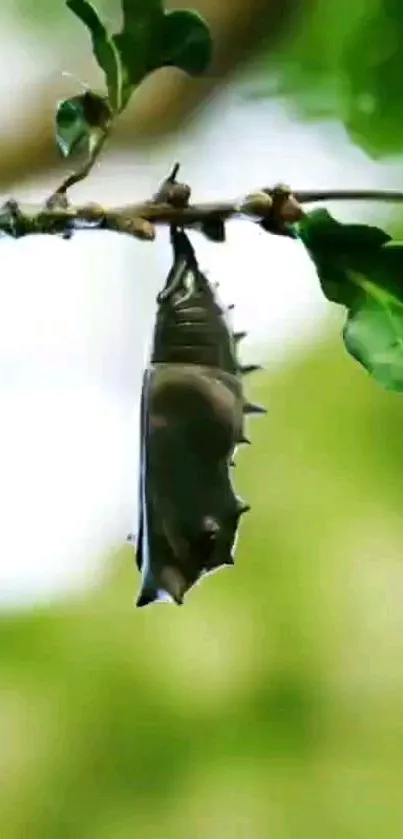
left=1, top=185, right=403, bottom=242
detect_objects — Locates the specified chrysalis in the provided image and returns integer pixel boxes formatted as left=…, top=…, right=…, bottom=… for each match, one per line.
left=133, top=226, right=265, bottom=607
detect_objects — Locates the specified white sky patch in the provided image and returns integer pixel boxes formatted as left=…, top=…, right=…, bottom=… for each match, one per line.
left=0, top=232, right=147, bottom=609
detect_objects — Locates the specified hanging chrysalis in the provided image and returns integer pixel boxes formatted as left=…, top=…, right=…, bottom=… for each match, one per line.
left=132, top=226, right=265, bottom=607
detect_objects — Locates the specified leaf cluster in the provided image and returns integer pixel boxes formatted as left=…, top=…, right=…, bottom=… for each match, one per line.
left=56, top=0, right=212, bottom=159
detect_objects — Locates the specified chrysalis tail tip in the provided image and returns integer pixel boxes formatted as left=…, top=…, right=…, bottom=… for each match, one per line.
left=173, top=595, right=184, bottom=606
left=136, top=591, right=184, bottom=608
left=136, top=589, right=156, bottom=608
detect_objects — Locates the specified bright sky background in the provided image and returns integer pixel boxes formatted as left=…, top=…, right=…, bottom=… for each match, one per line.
left=0, top=41, right=401, bottom=610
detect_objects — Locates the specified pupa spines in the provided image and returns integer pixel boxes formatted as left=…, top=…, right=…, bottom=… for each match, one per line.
left=133, top=226, right=265, bottom=606
left=243, top=400, right=267, bottom=416
left=236, top=499, right=251, bottom=516
left=240, top=363, right=262, bottom=376
left=236, top=434, right=251, bottom=445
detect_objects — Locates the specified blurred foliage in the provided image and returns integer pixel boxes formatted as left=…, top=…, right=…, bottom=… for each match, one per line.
left=3, top=335, right=403, bottom=837
left=253, top=0, right=403, bottom=159
left=14, top=0, right=403, bottom=160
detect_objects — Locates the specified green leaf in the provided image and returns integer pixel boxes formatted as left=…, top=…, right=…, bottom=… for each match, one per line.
left=297, top=209, right=403, bottom=391
left=66, top=0, right=212, bottom=111
left=114, top=6, right=212, bottom=83
left=66, top=0, right=127, bottom=112
left=55, top=92, right=111, bottom=158
left=155, top=9, right=213, bottom=76
left=297, top=209, right=391, bottom=304
left=111, top=0, right=163, bottom=85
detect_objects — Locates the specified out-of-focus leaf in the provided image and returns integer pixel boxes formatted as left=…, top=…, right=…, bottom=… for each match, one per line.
left=342, top=0, right=403, bottom=158
left=250, top=0, right=403, bottom=158
left=66, top=0, right=127, bottom=111
left=298, top=209, right=403, bottom=391
left=55, top=92, right=111, bottom=158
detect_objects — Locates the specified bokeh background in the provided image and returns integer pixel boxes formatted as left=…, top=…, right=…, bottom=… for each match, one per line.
left=2, top=1, right=403, bottom=836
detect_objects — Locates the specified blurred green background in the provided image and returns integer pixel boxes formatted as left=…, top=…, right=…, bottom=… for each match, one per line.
left=2, top=1, right=403, bottom=837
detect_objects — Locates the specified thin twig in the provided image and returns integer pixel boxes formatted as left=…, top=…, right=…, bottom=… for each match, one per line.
left=49, top=130, right=109, bottom=201
left=294, top=189, right=403, bottom=204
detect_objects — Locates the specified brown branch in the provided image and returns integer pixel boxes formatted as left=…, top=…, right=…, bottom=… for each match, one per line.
left=293, top=189, right=403, bottom=204
left=1, top=185, right=403, bottom=242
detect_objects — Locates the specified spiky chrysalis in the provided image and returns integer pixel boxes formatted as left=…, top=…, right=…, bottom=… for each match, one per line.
left=132, top=227, right=265, bottom=607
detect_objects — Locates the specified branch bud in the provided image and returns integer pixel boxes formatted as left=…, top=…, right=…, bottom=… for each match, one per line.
left=240, top=192, right=273, bottom=218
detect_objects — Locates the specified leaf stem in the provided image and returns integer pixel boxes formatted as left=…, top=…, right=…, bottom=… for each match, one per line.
left=49, top=128, right=109, bottom=201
